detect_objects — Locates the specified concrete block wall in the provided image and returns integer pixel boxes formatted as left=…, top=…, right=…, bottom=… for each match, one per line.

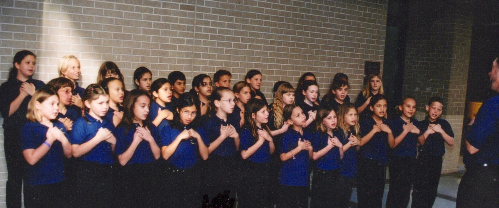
left=0, top=0, right=389, bottom=206
left=403, top=0, right=472, bottom=174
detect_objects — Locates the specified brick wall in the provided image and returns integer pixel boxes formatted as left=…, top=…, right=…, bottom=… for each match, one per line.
left=403, top=0, right=472, bottom=174
left=0, top=0, right=388, bottom=206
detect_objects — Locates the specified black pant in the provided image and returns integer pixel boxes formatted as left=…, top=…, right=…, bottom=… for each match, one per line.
left=160, top=164, right=202, bottom=208
left=202, top=154, right=240, bottom=199
left=386, top=156, right=415, bottom=208
left=357, top=156, right=386, bottom=208
left=334, top=175, right=355, bottom=208
left=457, top=164, right=499, bottom=208
left=72, top=160, right=113, bottom=208
left=114, top=163, right=159, bottom=208
left=4, top=128, right=25, bottom=208
left=279, top=185, right=308, bottom=208
left=411, top=154, right=443, bottom=208
left=311, top=168, right=340, bottom=208
left=24, top=182, right=65, bottom=208
left=239, top=161, right=271, bottom=208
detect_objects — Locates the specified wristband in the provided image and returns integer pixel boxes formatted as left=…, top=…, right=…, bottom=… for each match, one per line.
left=43, top=141, right=51, bottom=148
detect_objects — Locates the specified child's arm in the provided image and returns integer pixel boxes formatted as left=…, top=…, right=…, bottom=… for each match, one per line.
left=280, top=138, right=307, bottom=162
left=418, top=125, right=434, bottom=145
left=229, top=125, right=240, bottom=151
left=140, top=127, right=161, bottom=159
left=151, top=108, right=172, bottom=126
left=303, top=110, right=317, bottom=128
left=23, top=127, right=56, bottom=165
left=379, top=124, right=395, bottom=148
left=207, top=125, right=231, bottom=154
left=161, top=130, right=191, bottom=160
left=9, top=83, right=34, bottom=116
left=360, top=125, right=380, bottom=146
left=312, top=138, right=334, bottom=161
left=118, top=129, right=143, bottom=166
left=190, top=129, right=209, bottom=160
left=432, top=124, right=454, bottom=146
left=357, top=96, right=371, bottom=114
left=241, top=137, right=265, bottom=159
left=271, top=122, right=289, bottom=137
left=72, top=128, right=112, bottom=158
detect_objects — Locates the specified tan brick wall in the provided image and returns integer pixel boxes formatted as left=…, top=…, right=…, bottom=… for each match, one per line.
left=0, top=0, right=388, bottom=206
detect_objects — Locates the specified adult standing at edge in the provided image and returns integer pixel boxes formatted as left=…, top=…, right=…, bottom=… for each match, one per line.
left=457, top=57, right=499, bottom=208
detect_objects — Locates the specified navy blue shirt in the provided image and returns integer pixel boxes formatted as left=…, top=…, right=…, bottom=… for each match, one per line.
left=279, top=128, right=312, bottom=186
left=312, top=131, right=341, bottom=171
left=355, top=91, right=374, bottom=119
left=418, top=117, right=454, bottom=157
left=240, top=127, right=271, bottom=163
left=232, top=105, right=242, bottom=126
left=160, top=125, right=208, bottom=169
left=336, top=129, right=357, bottom=178
left=251, top=90, right=268, bottom=105
left=297, top=102, right=319, bottom=132
left=73, top=82, right=85, bottom=98
left=203, top=114, right=241, bottom=157
left=70, top=113, right=115, bottom=164
left=105, top=105, right=124, bottom=127
left=21, top=121, right=67, bottom=186
left=0, top=78, right=45, bottom=129
left=148, top=101, right=171, bottom=133
left=390, top=117, right=421, bottom=157
left=57, top=105, right=82, bottom=124
left=359, top=116, right=389, bottom=165
left=465, top=95, right=499, bottom=166
left=115, top=123, right=161, bottom=165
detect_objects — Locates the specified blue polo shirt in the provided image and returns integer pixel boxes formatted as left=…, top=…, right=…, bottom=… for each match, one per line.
left=418, top=117, right=454, bottom=157
left=160, top=125, right=208, bottom=169
left=21, top=121, right=67, bottom=186
left=73, top=82, right=85, bottom=98
left=297, top=102, right=319, bottom=132
left=105, top=105, right=124, bottom=127
left=390, top=117, right=421, bottom=157
left=240, top=127, right=271, bottom=163
left=115, top=123, right=161, bottom=165
left=464, top=95, right=499, bottom=166
left=232, top=105, right=242, bottom=125
left=279, top=128, right=312, bottom=186
left=148, top=101, right=171, bottom=133
left=312, top=131, right=341, bottom=171
left=0, top=78, right=45, bottom=129
left=203, top=114, right=241, bottom=157
left=57, top=105, right=82, bottom=124
left=359, top=116, right=389, bottom=165
left=336, top=129, right=357, bottom=178
left=70, top=113, right=115, bottom=164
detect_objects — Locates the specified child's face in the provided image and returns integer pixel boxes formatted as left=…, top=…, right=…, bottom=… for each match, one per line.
left=236, top=86, right=251, bottom=104
left=57, top=86, right=73, bottom=106
left=344, top=108, right=358, bottom=127
left=85, top=95, right=110, bottom=118
left=135, top=72, right=152, bottom=91
left=370, top=99, right=387, bottom=118
left=303, top=85, right=318, bottom=103
left=333, top=85, right=348, bottom=102
left=15, top=55, right=36, bottom=79
left=253, top=105, right=269, bottom=125
left=246, top=74, right=262, bottom=90
left=179, top=105, right=197, bottom=125
left=154, top=83, right=172, bottom=104
left=215, top=75, right=231, bottom=88
left=133, top=95, right=150, bottom=122
left=108, top=80, right=124, bottom=105
left=37, top=95, right=59, bottom=121
left=399, top=98, right=416, bottom=120
left=172, top=79, right=186, bottom=95
left=196, top=77, right=213, bottom=98
left=63, top=59, right=81, bottom=81
left=426, top=101, right=443, bottom=122
left=282, top=92, right=295, bottom=105
left=370, top=76, right=382, bottom=92
left=323, top=110, right=337, bottom=130
left=216, top=91, right=235, bottom=114
left=289, top=107, right=306, bottom=127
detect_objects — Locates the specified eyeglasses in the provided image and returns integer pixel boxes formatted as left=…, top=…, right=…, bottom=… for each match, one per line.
left=181, top=110, right=197, bottom=117
left=220, top=98, right=237, bottom=104
left=200, top=82, right=212, bottom=87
